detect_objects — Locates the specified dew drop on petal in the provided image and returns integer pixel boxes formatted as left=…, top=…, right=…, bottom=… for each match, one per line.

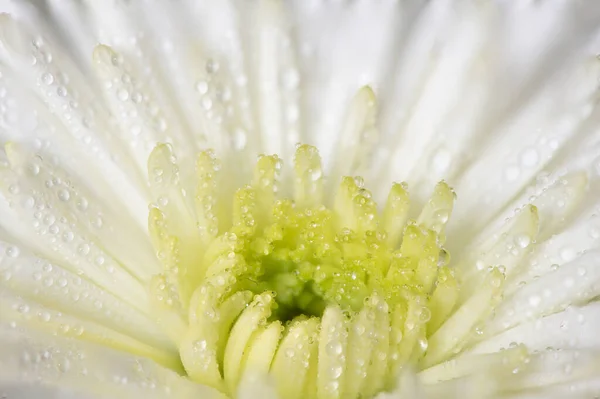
left=5, top=246, right=19, bottom=257
left=117, top=88, right=129, bottom=101
left=514, top=234, right=531, bottom=248
left=520, top=148, right=539, bottom=167
left=57, top=189, right=70, bottom=202
left=41, top=72, right=54, bottom=85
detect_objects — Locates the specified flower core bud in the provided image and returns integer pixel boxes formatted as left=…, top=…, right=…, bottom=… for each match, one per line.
left=147, top=143, right=477, bottom=399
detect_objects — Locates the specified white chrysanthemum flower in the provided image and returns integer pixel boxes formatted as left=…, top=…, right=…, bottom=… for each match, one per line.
left=1, top=1, right=600, bottom=398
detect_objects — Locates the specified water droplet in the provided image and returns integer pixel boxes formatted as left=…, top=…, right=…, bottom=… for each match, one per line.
left=41, top=72, right=54, bottom=85
left=5, top=246, right=19, bottom=257
left=326, top=341, right=343, bottom=356
left=520, top=148, right=539, bottom=167
left=201, top=96, right=213, bottom=110
left=23, top=196, right=35, bottom=208
left=58, top=358, right=70, bottom=373
left=329, top=365, right=343, bottom=379
left=417, top=307, right=431, bottom=323
left=117, top=88, right=129, bottom=101
left=8, top=184, right=19, bottom=194
left=233, top=128, right=247, bottom=150
left=56, top=86, right=68, bottom=97
left=431, top=147, right=451, bottom=173
left=93, top=216, right=104, bottom=229
left=77, top=197, right=88, bottom=211
left=57, top=189, right=70, bottom=202
left=111, top=54, right=123, bottom=66
left=196, top=80, right=209, bottom=94
left=528, top=295, right=541, bottom=307
left=206, top=59, right=219, bottom=74
left=78, top=243, right=90, bottom=255
left=43, top=214, right=56, bottom=225
left=353, top=323, right=366, bottom=336
left=310, top=168, right=322, bottom=181
left=514, top=234, right=531, bottom=249
left=560, top=247, right=576, bottom=262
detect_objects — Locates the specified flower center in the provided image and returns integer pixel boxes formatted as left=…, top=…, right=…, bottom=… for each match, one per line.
left=147, top=144, right=463, bottom=398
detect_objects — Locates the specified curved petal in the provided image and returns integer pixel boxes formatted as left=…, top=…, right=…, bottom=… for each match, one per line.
left=471, top=302, right=600, bottom=355
left=0, top=323, right=226, bottom=399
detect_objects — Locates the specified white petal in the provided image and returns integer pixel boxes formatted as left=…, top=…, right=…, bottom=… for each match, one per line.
left=0, top=324, right=227, bottom=399
left=485, top=250, right=600, bottom=335
left=0, top=14, right=148, bottom=226
left=0, top=148, right=153, bottom=309
left=289, top=0, right=401, bottom=167
left=471, top=302, right=600, bottom=354
left=502, top=349, right=600, bottom=394
left=1, top=383, right=96, bottom=399
left=0, top=240, right=174, bottom=357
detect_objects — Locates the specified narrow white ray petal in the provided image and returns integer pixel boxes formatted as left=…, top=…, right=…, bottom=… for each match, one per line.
left=294, top=144, right=323, bottom=208
left=501, top=349, right=600, bottom=393
left=270, top=318, right=320, bottom=399
left=317, top=306, right=347, bottom=399
left=0, top=240, right=172, bottom=354
left=0, top=289, right=178, bottom=370
left=237, top=373, right=279, bottom=399
left=506, top=213, right=600, bottom=295
left=224, top=292, right=275, bottom=393
left=289, top=1, right=399, bottom=169
left=0, top=163, right=148, bottom=311
left=1, top=383, right=97, bottom=399
left=456, top=204, right=538, bottom=301
left=179, top=1, right=264, bottom=158
left=450, top=52, right=599, bottom=244
left=505, top=177, right=600, bottom=292
left=373, top=370, right=429, bottom=399
left=472, top=302, right=600, bottom=354
left=532, top=172, right=589, bottom=239
left=92, top=44, right=177, bottom=172
left=84, top=2, right=202, bottom=163
left=147, top=144, right=207, bottom=305
left=458, top=170, right=587, bottom=266
left=46, top=0, right=97, bottom=69
left=485, top=250, right=600, bottom=335
left=0, top=16, right=148, bottom=225
left=420, top=344, right=528, bottom=385
left=379, top=369, right=496, bottom=399
left=506, top=379, right=600, bottom=399
left=242, top=0, right=302, bottom=161
left=374, top=0, right=492, bottom=203
left=421, top=268, right=503, bottom=368
left=114, top=1, right=262, bottom=167
left=144, top=24, right=246, bottom=158
left=343, top=301, right=376, bottom=397
left=0, top=325, right=226, bottom=399
left=328, top=86, right=378, bottom=190
left=420, top=377, right=495, bottom=399
left=3, top=142, right=159, bottom=282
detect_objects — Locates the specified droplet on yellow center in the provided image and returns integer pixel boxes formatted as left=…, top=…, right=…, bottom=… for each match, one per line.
left=145, top=143, right=497, bottom=398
